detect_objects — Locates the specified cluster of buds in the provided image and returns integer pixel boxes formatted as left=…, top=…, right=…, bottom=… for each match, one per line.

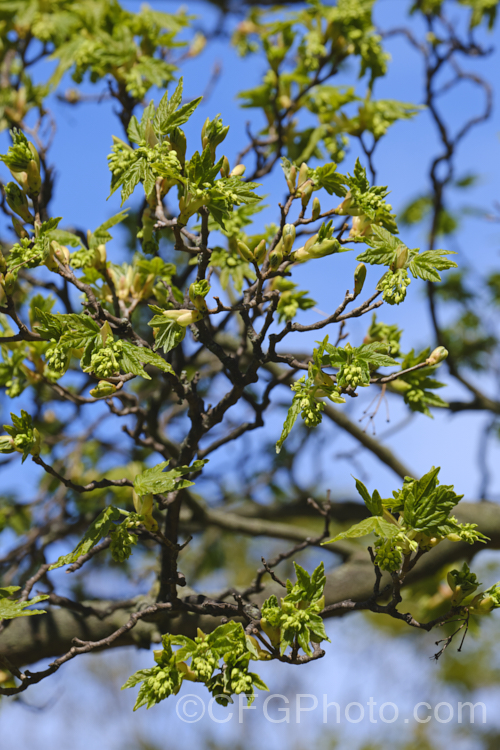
left=110, top=519, right=139, bottom=562
left=447, top=563, right=480, bottom=606
left=1, top=131, right=43, bottom=241
left=374, top=539, right=403, bottom=572
left=236, top=238, right=267, bottom=265
left=5, top=138, right=41, bottom=199
left=45, top=340, right=70, bottom=374
left=88, top=340, right=124, bottom=378
left=378, top=269, right=411, bottom=305
left=201, top=115, right=230, bottom=163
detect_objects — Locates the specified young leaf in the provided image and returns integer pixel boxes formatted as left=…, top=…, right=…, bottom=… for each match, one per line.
left=0, top=586, right=49, bottom=621
left=133, top=460, right=207, bottom=496
left=49, top=507, right=121, bottom=569
left=323, top=516, right=399, bottom=544
left=276, top=394, right=302, bottom=453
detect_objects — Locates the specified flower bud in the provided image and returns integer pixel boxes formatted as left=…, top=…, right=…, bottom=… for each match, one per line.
left=236, top=240, right=254, bottom=263
left=253, top=239, right=267, bottom=265
left=5, top=182, right=33, bottom=223
left=427, top=346, right=448, bottom=366
left=230, top=164, right=246, bottom=177
left=354, top=263, right=366, bottom=297
left=220, top=155, right=230, bottom=178
left=312, top=197, right=321, bottom=220
left=282, top=224, right=296, bottom=255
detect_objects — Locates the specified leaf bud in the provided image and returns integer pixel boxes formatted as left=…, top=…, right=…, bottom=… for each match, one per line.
left=297, top=162, right=309, bottom=188
left=5, top=182, right=33, bottom=223
left=163, top=309, right=203, bottom=327
left=89, top=380, right=118, bottom=398
left=12, top=217, right=29, bottom=239
left=144, top=120, right=158, bottom=148
left=391, top=245, right=409, bottom=271
left=230, top=164, right=246, bottom=178
left=3, top=271, right=16, bottom=296
left=269, top=240, right=284, bottom=270
left=168, top=128, right=187, bottom=165
left=281, top=224, right=296, bottom=255
left=312, top=197, right=321, bottom=220
left=427, top=346, right=448, bottom=366
left=354, top=263, right=366, bottom=297
left=220, top=155, right=230, bottom=178
left=26, top=159, right=41, bottom=196
left=50, top=240, right=70, bottom=266
left=0, top=253, right=5, bottom=274
left=253, top=239, right=267, bottom=265
left=236, top=240, right=254, bottom=263
left=470, top=593, right=496, bottom=615
left=300, top=181, right=313, bottom=208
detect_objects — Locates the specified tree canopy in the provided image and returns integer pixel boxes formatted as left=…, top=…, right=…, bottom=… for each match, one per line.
left=0, top=0, right=500, bottom=717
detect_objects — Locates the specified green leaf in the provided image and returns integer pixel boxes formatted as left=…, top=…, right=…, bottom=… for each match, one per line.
left=154, top=78, right=203, bottom=134
left=313, top=163, right=347, bottom=197
left=119, top=341, right=174, bottom=380
left=323, top=516, right=399, bottom=544
left=354, top=477, right=383, bottom=515
left=127, top=116, right=143, bottom=145
left=148, top=307, right=187, bottom=353
left=0, top=586, right=48, bottom=621
left=48, top=229, right=83, bottom=248
left=409, top=249, right=458, bottom=282
left=117, top=160, right=143, bottom=205
left=249, top=673, right=269, bottom=692
left=49, top=507, right=121, bottom=569
left=133, top=459, right=207, bottom=496
left=356, top=225, right=404, bottom=267
left=402, top=467, right=462, bottom=533
left=276, top=394, right=302, bottom=453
